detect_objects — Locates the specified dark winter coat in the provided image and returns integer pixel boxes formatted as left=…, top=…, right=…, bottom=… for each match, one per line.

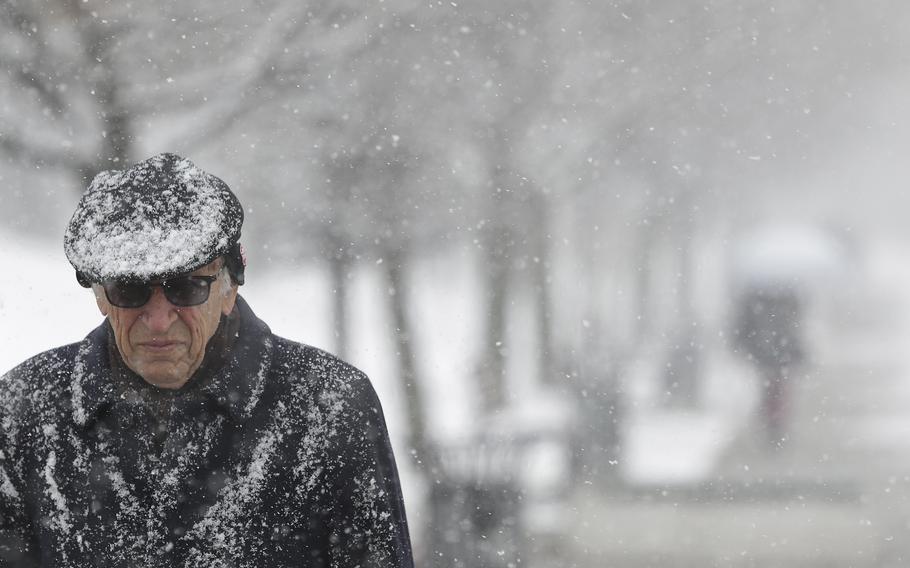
left=732, top=287, right=805, bottom=370
left=0, top=297, right=414, bottom=567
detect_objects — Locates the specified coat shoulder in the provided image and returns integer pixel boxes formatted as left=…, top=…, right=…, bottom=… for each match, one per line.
left=1, top=343, right=80, bottom=402
left=0, top=342, right=81, bottom=437
left=269, top=336, right=381, bottom=412
left=271, top=336, right=368, bottom=385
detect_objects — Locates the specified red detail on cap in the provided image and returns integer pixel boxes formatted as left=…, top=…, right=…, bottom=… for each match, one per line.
left=240, top=244, right=248, bottom=268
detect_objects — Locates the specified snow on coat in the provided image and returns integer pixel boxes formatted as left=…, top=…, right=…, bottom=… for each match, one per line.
left=0, top=297, right=414, bottom=567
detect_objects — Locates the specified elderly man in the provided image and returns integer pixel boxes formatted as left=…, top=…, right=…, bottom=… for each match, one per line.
left=0, top=153, right=414, bottom=567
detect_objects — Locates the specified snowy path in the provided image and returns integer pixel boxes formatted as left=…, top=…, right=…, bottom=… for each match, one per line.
left=712, top=241, right=910, bottom=492
left=546, top=241, right=910, bottom=568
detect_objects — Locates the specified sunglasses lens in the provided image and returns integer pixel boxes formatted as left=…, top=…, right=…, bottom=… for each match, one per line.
left=162, top=277, right=212, bottom=307
left=103, top=282, right=152, bottom=308
left=102, top=276, right=215, bottom=308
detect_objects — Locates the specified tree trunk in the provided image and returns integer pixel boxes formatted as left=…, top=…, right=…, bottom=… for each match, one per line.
left=634, top=214, right=658, bottom=343
left=82, top=4, right=134, bottom=173
left=529, top=190, right=555, bottom=386
left=476, top=165, right=513, bottom=412
left=74, top=102, right=132, bottom=190
left=327, top=240, right=352, bottom=360
left=382, top=248, right=428, bottom=458
left=664, top=185, right=701, bottom=407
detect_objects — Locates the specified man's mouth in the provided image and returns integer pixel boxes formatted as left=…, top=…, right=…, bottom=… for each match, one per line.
left=138, top=340, right=182, bottom=352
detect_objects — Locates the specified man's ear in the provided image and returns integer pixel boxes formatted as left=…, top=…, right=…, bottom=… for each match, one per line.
left=221, top=285, right=239, bottom=317
left=92, top=285, right=110, bottom=316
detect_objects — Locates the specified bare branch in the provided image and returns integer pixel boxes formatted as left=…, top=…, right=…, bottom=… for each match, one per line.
left=120, top=0, right=312, bottom=115
left=0, top=130, right=85, bottom=172
left=0, top=2, right=72, bottom=114
left=168, top=87, right=281, bottom=152
left=160, top=2, right=396, bottom=150
left=8, top=67, right=68, bottom=114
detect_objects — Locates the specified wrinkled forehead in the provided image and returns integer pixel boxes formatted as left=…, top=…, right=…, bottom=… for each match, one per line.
left=190, top=257, right=225, bottom=273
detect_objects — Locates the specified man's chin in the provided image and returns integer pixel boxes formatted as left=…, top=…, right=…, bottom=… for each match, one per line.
left=133, top=363, right=191, bottom=389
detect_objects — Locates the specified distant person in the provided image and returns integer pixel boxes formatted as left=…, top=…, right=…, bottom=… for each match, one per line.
left=0, top=153, right=414, bottom=566
left=732, top=284, right=806, bottom=447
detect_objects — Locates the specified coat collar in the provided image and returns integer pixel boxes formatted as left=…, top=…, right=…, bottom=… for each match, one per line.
left=198, top=296, right=274, bottom=423
left=71, top=295, right=274, bottom=428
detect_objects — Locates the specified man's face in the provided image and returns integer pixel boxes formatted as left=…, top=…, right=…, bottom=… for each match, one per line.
left=94, top=259, right=238, bottom=389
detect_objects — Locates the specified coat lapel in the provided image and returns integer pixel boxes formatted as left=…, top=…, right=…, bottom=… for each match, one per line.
left=69, top=322, right=153, bottom=561
left=143, top=400, right=229, bottom=563
left=63, top=299, right=277, bottom=565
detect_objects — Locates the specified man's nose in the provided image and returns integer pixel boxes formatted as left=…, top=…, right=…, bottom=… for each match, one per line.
left=140, top=286, right=178, bottom=332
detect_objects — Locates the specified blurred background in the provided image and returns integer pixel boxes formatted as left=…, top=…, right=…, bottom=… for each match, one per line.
left=4, top=0, right=910, bottom=566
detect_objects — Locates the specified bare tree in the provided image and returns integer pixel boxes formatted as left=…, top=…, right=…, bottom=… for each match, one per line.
left=0, top=0, right=407, bottom=187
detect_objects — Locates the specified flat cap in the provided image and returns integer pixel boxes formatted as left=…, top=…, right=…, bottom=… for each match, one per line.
left=64, top=153, right=244, bottom=284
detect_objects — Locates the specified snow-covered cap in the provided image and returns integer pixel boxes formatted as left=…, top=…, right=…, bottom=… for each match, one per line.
left=64, top=153, right=245, bottom=285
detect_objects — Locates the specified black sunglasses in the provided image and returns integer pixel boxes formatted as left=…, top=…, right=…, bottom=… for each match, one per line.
left=102, top=275, right=219, bottom=308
